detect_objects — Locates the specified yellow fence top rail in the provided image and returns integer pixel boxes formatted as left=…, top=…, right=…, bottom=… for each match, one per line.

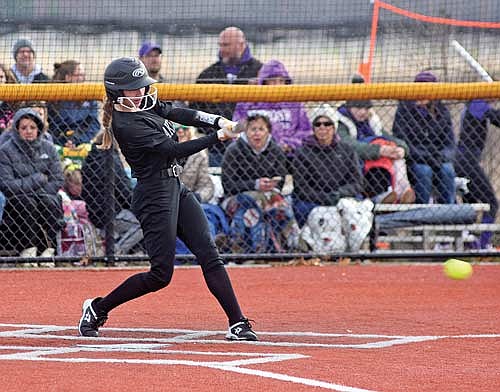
left=0, top=82, right=499, bottom=102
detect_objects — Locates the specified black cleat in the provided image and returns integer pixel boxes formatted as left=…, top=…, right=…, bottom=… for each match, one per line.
left=226, top=318, right=258, bottom=341
left=78, top=298, right=108, bottom=337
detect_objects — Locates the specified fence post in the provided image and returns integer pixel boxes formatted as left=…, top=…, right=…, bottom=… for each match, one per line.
left=104, top=148, right=115, bottom=265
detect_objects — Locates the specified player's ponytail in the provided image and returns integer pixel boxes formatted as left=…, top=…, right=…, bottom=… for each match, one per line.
left=97, top=98, right=114, bottom=150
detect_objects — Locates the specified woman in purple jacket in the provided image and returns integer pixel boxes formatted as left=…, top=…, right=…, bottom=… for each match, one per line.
left=232, top=59, right=312, bottom=157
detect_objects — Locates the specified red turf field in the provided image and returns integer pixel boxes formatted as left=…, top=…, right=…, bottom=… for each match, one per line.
left=0, top=263, right=499, bottom=391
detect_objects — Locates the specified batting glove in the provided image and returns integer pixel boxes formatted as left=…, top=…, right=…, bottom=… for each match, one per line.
left=217, top=118, right=245, bottom=140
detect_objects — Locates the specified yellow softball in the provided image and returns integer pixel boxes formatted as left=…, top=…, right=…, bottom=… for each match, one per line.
left=443, top=259, right=473, bottom=280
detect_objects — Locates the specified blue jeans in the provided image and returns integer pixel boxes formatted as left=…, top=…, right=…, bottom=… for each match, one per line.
left=229, top=193, right=297, bottom=253
left=411, top=162, right=456, bottom=204
left=292, top=198, right=318, bottom=227
left=0, top=191, right=5, bottom=223
left=230, top=194, right=267, bottom=253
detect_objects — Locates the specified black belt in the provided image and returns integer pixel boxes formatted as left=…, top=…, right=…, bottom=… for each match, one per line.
left=159, top=164, right=183, bottom=178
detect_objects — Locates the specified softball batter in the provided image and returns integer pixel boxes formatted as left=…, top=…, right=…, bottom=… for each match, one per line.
left=78, top=57, right=257, bottom=341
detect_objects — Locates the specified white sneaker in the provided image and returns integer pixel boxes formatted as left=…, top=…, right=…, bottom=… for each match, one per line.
left=20, top=247, right=38, bottom=258
left=39, top=248, right=56, bottom=268
left=40, top=248, right=55, bottom=257
left=19, top=247, right=39, bottom=267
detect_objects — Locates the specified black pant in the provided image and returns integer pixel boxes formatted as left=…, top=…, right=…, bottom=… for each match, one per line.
left=133, top=178, right=220, bottom=282
left=454, top=154, right=498, bottom=218
left=0, top=193, right=63, bottom=252
left=96, top=177, right=243, bottom=324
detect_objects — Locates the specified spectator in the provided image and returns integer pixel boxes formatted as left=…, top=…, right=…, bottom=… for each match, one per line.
left=292, top=106, right=364, bottom=226
left=0, top=101, right=52, bottom=147
left=221, top=114, right=298, bottom=253
left=48, top=60, right=101, bottom=147
left=190, top=26, right=263, bottom=166
left=23, top=100, right=49, bottom=132
left=455, top=99, right=500, bottom=248
left=392, top=71, right=456, bottom=204
left=176, top=125, right=214, bottom=203
left=81, top=131, right=143, bottom=255
left=57, top=167, right=97, bottom=257
left=336, top=86, right=415, bottom=203
left=10, top=38, right=49, bottom=83
left=24, top=101, right=55, bottom=144
left=233, top=59, right=312, bottom=158
left=0, top=108, right=64, bottom=256
left=62, top=168, right=83, bottom=200
left=139, top=41, right=165, bottom=82
left=0, top=63, right=17, bottom=133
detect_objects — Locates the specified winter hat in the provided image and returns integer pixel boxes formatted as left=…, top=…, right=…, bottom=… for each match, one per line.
left=345, top=99, right=373, bottom=109
left=346, top=74, right=372, bottom=108
left=12, top=108, right=44, bottom=133
left=310, top=103, right=338, bottom=125
left=257, top=59, right=292, bottom=85
left=12, top=38, right=35, bottom=60
left=351, top=73, right=365, bottom=84
left=414, top=71, right=438, bottom=83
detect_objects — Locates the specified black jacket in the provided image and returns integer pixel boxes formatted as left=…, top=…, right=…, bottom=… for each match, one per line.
left=292, top=135, right=363, bottom=205
left=221, top=137, right=287, bottom=196
left=392, top=100, right=456, bottom=167
left=190, top=58, right=263, bottom=121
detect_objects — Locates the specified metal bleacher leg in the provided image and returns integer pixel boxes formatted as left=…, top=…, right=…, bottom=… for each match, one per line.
left=455, top=231, right=465, bottom=251
left=423, top=229, right=431, bottom=250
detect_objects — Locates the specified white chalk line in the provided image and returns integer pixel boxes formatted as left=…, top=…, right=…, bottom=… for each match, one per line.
left=1, top=323, right=499, bottom=392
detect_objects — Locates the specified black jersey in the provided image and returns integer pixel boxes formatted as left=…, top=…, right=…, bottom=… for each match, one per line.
left=112, top=101, right=221, bottom=179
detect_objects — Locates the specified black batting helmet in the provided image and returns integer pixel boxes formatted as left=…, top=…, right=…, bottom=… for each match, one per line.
left=104, top=57, right=156, bottom=103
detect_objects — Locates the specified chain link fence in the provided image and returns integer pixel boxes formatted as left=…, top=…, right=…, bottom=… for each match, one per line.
left=0, top=97, right=499, bottom=263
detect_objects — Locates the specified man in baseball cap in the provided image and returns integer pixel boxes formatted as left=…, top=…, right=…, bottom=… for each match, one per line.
left=138, top=41, right=164, bottom=82
left=11, top=38, right=49, bottom=84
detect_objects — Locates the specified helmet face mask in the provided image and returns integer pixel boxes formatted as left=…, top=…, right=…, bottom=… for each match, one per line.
left=116, top=85, right=158, bottom=112
left=104, top=57, right=157, bottom=111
